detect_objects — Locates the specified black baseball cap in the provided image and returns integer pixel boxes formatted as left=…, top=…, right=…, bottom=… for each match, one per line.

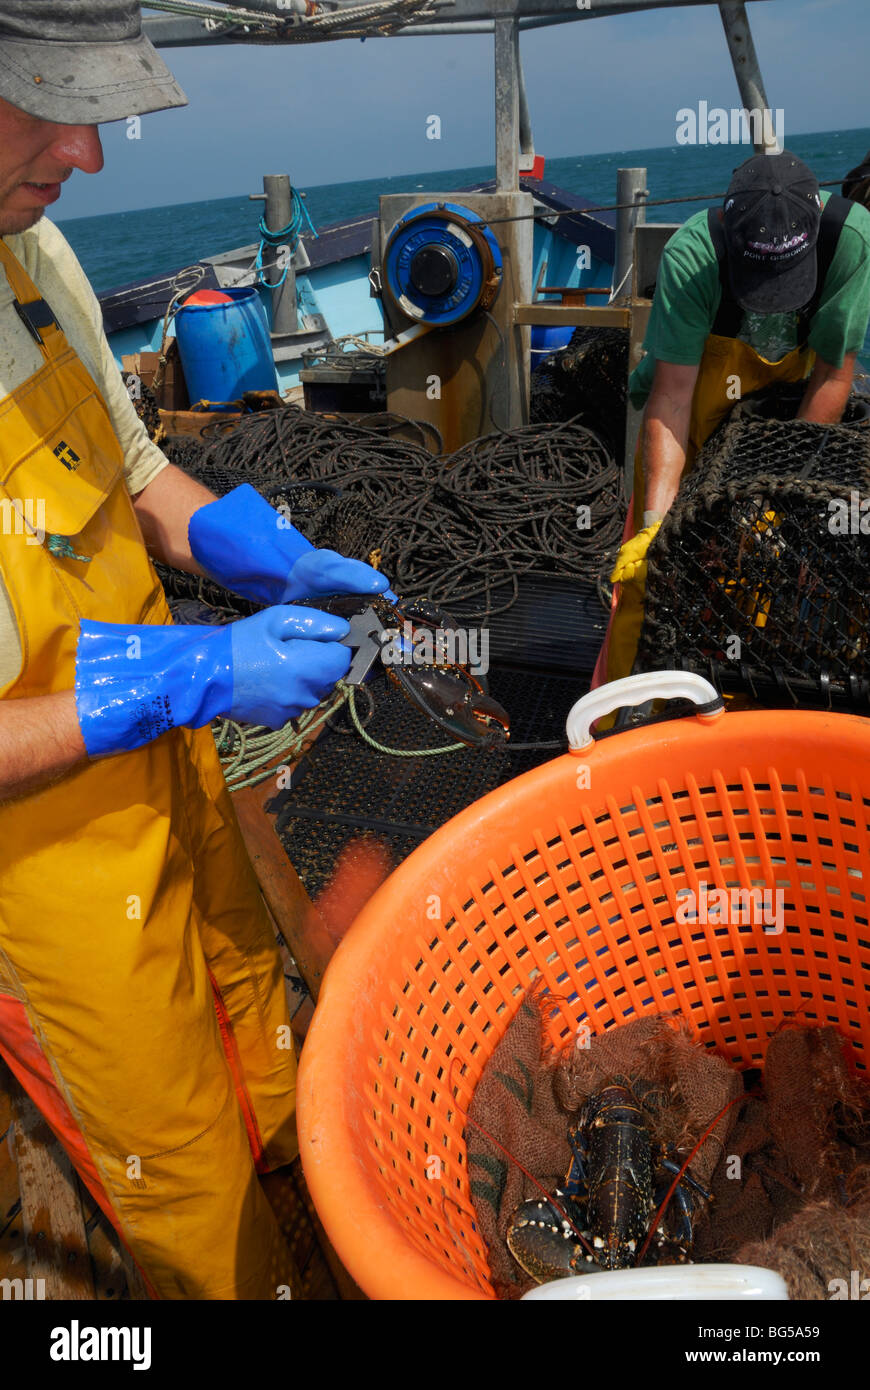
left=0, top=1, right=187, bottom=124
left=722, top=151, right=823, bottom=314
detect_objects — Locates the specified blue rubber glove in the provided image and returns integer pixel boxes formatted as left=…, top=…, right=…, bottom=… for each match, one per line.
left=188, top=482, right=396, bottom=605
left=75, top=607, right=351, bottom=758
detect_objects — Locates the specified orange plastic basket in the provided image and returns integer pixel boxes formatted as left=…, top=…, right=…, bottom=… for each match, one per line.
left=297, top=697, right=870, bottom=1300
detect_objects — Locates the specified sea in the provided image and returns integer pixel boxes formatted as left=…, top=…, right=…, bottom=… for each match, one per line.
left=57, top=126, right=870, bottom=295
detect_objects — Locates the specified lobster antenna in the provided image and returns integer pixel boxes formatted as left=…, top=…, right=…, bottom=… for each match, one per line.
left=449, top=1056, right=597, bottom=1260
left=637, top=1091, right=746, bottom=1265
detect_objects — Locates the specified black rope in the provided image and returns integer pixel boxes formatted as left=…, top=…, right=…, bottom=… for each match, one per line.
left=161, top=402, right=625, bottom=626
left=477, top=178, right=851, bottom=229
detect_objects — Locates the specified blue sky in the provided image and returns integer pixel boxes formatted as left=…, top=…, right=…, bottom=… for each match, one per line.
left=55, top=0, right=869, bottom=218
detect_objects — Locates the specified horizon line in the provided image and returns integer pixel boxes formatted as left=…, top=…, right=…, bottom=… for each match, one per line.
left=55, top=120, right=869, bottom=226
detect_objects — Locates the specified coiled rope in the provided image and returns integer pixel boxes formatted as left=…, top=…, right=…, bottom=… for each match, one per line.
left=255, top=190, right=319, bottom=289
left=212, top=677, right=470, bottom=786
left=174, top=405, right=624, bottom=624
left=213, top=682, right=351, bottom=790
left=156, top=402, right=623, bottom=778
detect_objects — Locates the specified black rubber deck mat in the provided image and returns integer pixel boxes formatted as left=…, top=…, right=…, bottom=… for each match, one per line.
left=269, top=663, right=584, bottom=901
left=450, top=575, right=609, bottom=674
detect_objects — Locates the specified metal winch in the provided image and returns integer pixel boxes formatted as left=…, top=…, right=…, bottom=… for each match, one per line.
left=381, top=202, right=503, bottom=327
left=377, top=190, right=533, bottom=451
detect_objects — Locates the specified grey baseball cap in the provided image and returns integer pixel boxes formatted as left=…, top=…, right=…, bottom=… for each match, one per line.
left=0, top=1, right=188, bottom=124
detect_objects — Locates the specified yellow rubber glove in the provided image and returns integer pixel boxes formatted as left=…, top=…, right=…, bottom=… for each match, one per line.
left=610, top=520, right=662, bottom=586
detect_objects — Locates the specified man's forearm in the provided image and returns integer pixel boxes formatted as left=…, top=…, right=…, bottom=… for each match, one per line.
left=643, top=419, right=688, bottom=519
left=642, top=408, right=691, bottom=519
left=798, top=353, right=856, bottom=424
left=638, top=364, right=699, bottom=521
left=0, top=690, right=87, bottom=802
left=132, top=462, right=218, bottom=572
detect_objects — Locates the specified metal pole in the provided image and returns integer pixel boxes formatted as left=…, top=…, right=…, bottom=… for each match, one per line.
left=613, top=168, right=647, bottom=302
left=255, top=174, right=298, bottom=335
left=517, top=43, right=535, bottom=168
left=494, top=17, right=520, bottom=192
left=717, top=1, right=780, bottom=154
left=145, top=0, right=784, bottom=46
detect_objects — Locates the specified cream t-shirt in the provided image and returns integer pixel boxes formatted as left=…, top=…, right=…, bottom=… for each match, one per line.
left=0, top=215, right=169, bottom=691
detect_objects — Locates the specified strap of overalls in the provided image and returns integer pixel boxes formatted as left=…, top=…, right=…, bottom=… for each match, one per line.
left=0, top=238, right=66, bottom=364
left=707, top=194, right=852, bottom=345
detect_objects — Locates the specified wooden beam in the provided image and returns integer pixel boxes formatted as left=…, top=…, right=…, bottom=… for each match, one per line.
left=119, top=1243, right=151, bottom=1301
left=232, top=782, right=337, bottom=1001
left=0, top=1066, right=25, bottom=1283
left=513, top=303, right=630, bottom=328
left=8, top=1077, right=95, bottom=1300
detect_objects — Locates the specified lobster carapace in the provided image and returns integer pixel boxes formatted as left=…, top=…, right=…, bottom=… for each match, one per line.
left=506, top=1081, right=713, bottom=1282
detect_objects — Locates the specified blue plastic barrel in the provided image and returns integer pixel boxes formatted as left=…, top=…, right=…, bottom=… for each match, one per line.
left=174, top=287, right=279, bottom=408
left=530, top=322, right=574, bottom=375
left=531, top=323, right=574, bottom=356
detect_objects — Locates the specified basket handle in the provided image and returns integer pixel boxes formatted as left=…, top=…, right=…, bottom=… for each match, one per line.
left=566, top=671, right=724, bottom=752
left=521, top=1264, right=789, bottom=1301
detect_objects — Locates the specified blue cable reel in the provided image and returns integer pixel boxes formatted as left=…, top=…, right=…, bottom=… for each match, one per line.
left=382, top=202, right=503, bottom=327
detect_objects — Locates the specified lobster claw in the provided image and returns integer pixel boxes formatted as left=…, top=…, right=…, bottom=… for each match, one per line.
left=387, top=664, right=510, bottom=749
left=394, top=597, right=460, bottom=633
left=507, top=1192, right=597, bottom=1282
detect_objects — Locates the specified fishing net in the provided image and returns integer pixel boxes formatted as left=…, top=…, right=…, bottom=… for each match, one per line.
left=467, top=998, right=870, bottom=1299
left=636, top=385, right=870, bottom=706
left=529, top=325, right=628, bottom=453
left=126, top=376, right=165, bottom=446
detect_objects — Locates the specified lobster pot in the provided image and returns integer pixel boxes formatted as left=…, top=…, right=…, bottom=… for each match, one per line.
left=298, top=705, right=870, bottom=1300
left=636, top=394, right=870, bottom=704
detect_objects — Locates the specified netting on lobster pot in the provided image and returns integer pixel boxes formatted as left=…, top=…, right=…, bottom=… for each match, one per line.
left=636, top=389, right=870, bottom=707
left=529, top=326, right=628, bottom=452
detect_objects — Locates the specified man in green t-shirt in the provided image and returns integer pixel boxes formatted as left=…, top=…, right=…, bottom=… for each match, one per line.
left=594, top=149, right=870, bottom=690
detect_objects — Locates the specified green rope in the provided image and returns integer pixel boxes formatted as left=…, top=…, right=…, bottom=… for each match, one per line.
left=212, top=676, right=466, bottom=789
left=213, top=683, right=351, bottom=790
left=345, top=683, right=464, bottom=757
left=47, top=534, right=90, bottom=562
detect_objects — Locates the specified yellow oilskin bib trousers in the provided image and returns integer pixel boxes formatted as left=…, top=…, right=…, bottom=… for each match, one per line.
left=597, top=332, right=814, bottom=688
left=0, top=240, right=299, bottom=1299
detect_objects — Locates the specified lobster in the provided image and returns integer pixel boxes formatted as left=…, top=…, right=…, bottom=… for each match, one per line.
left=338, top=593, right=510, bottom=748
left=506, top=1081, right=714, bottom=1282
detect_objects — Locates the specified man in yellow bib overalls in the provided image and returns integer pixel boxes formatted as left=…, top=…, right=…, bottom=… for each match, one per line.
left=593, top=150, right=870, bottom=692
left=0, top=2, right=392, bottom=1298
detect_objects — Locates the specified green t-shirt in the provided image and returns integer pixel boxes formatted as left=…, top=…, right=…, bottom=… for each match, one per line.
left=629, top=191, right=870, bottom=409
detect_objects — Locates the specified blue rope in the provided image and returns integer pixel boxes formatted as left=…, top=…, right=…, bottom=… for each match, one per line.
left=255, top=188, right=318, bottom=289
left=47, top=534, right=89, bottom=562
